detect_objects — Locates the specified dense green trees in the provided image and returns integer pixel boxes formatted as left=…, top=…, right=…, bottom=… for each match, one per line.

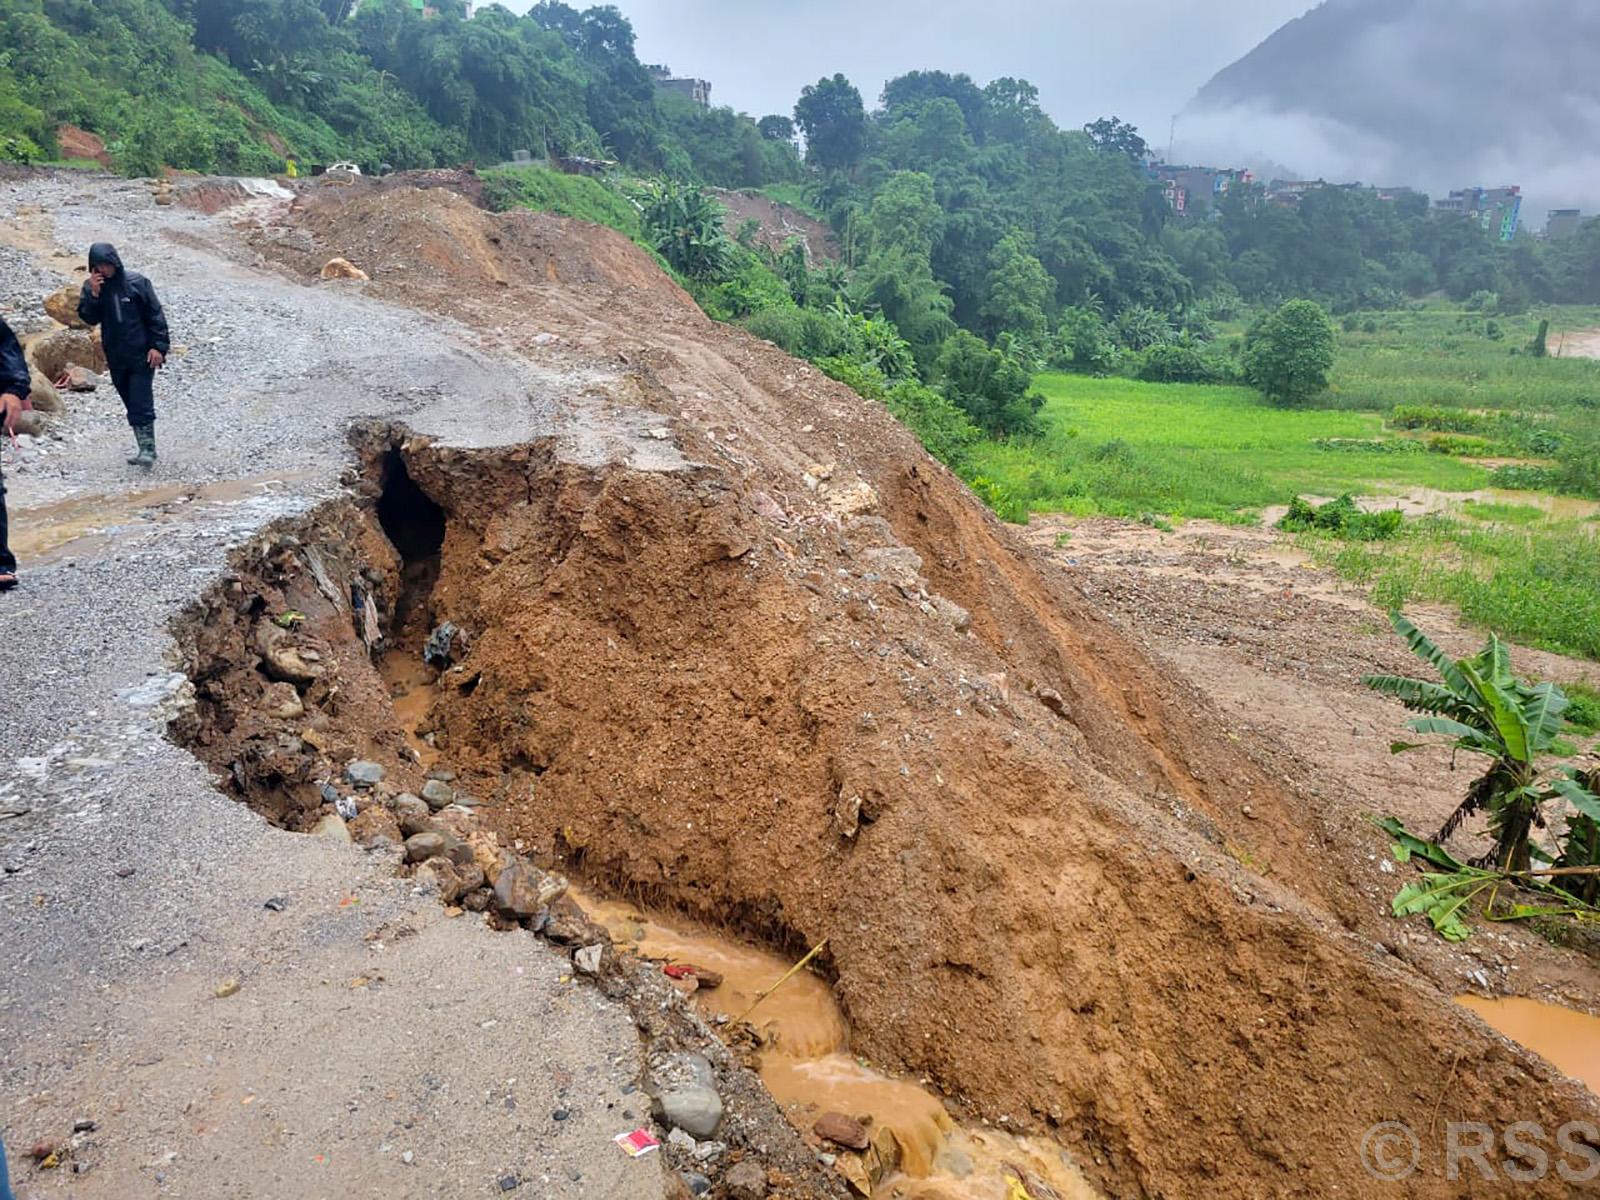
left=794, top=73, right=866, bottom=172
left=1243, top=299, right=1338, bottom=405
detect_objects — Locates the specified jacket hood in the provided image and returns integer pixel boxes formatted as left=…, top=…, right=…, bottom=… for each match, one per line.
left=88, top=242, right=125, bottom=272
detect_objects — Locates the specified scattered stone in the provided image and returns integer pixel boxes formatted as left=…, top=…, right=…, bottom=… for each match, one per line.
left=404, top=831, right=448, bottom=864
left=682, top=1171, right=712, bottom=1196
left=426, top=768, right=457, bottom=783
left=667, top=1128, right=697, bottom=1152
left=420, top=778, right=455, bottom=810
left=552, top=1108, right=570, bottom=1122
left=461, top=888, right=492, bottom=913
left=320, top=257, right=369, bottom=282
left=497, top=1176, right=519, bottom=1192
left=574, top=943, right=604, bottom=975
left=394, top=792, right=429, bottom=822
left=263, top=896, right=288, bottom=912
left=114, top=866, right=136, bottom=879
left=1035, top=687, right=1071, bottom=719
left=71, top=1118, right=96, bottom=1134
left=60, top=365, right=103, bottom=391
left=813, top=1112, right=869, bottom=1151
left=423, top=622, right=461, bottom=668
left=27, top=373, right=63, bottom=414
left=312, top=813, right=351, bottom=843
left=214, top=978, right=241, bottom=999
left=11, top=409, right=46, bottom=437
left=724, top=1160, right=768, bottom=1200
left=400, top=1150, right=415, bottom=1166
left=344, top=760, right=385, bottom=787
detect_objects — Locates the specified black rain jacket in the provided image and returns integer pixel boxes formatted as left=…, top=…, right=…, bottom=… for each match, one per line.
left=77, top=243, right=170, bottom=370
left=0, top=317, right=30, bottom=399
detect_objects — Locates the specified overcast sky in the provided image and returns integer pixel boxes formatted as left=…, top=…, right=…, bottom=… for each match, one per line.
left=501, top=0, right=1315, bottom=143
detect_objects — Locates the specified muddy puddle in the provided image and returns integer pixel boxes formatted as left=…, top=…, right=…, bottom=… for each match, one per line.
left=11, top=472, right=315, bottom=560
left=574, top=890, right=1098, bottom=1200
left=1458, top=995, right=1600, bottom=1095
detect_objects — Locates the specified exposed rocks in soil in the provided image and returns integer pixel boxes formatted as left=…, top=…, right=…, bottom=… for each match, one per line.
left=171, top=408, right=1600, bottom=1197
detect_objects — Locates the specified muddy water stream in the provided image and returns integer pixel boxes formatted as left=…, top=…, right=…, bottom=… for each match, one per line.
left=1457, top=996, right=1600, bottom=1095
left=574, top=890, right=1098, bottom=1200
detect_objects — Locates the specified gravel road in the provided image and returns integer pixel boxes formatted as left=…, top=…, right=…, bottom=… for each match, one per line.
left=0, top=173, right=667, bottom=1199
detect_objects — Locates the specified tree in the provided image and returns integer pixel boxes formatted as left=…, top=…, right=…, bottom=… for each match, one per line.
left=757, top=114, right=793, bottom=142
left=1083, top=115, right=1147, bottom=160
left=1243, top=299, right=1337, bottom=405
left=980, top=233, right=1053, bottom=351
left=863, top=171, right=941, bottom=259
left=794, top=73, right=865, bottom=172
left=934, top=329, right=1041, bottom=436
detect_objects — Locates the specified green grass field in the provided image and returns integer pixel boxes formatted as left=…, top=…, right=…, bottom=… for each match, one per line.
left=975, top=308, right=1600, bottom=659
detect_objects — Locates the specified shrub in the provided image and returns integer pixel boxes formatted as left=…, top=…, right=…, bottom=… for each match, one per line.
left=1278, top=494, right=1403, bottom=541
left=1136, top=342, right=1236, bottom=384
left=1243, top=299, right=1337, bottom=406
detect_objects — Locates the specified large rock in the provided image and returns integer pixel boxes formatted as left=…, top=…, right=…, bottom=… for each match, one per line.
left=312, top=814, right=351, bottom=843
left=653, top=1086, right=723, bottom=1140
left=320, top=257, right=369, bottom=282
left=261, top=682, right=304, bottom=720
left=253, top=625, right=323, bottom=689
left=344, top=760, right=385, bottom=787
left=27, top=328, right=97, bottom=381
left=348, top=806, right=402, bottom=846
left=43, top=283, right=86, bottom=329
left=10, top=410, right=47, bottom=437
left=420, top=778, right=455, bottom=810
left=60, top=366, right=104, bottom=392
left=404, top=831, right=448, bottom=864
left=813, top=1112, right=869, bottom=1150
left=414, top=857, right=464, bottom=902
left=491, top=858, right=545, bottom=920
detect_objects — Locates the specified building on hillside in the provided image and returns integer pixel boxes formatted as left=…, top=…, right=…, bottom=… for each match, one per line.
left=1546, top=208, right=1583, bottom=240
left=1434, top=185, right=1522, bottom=241
left=647, top=65, right=712, bottom=108
left=1264, top=179, right=1328, bottom=206
left=1146, top=163, right=1252, bottom=216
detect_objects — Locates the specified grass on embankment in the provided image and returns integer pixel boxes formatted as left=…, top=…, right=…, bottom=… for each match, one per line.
left=966, top=374, right=1490, bottom=523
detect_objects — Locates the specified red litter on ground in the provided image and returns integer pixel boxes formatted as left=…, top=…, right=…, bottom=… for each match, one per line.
left=614, top=1128, right=660, bottom=1157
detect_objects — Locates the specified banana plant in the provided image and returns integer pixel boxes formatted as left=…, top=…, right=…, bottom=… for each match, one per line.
left=1365, top=613, right=1600, bottom=940
left=1364, top=611, right=1577, bottom=871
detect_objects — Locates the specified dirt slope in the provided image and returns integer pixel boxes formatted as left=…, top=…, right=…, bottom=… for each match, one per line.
left=179, top=186, right=1600, bottom=1197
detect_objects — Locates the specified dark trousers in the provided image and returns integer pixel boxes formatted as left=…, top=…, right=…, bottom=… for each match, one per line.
left=0, top=457, right=12, bottom=574
left=110, top=365, right=156, bottom=426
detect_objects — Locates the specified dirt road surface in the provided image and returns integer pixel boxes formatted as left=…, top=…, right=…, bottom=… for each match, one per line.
left=0, top=174, right=665, bottom=1199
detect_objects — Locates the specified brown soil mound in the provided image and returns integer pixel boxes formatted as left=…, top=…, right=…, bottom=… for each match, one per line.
left=712, top=188, right=840, bottom=263
left=179, top=188, right=1600, bottom=1197
left=55, top=124, right=109, bottom=166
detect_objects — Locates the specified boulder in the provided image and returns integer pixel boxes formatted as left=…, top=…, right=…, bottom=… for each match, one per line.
left=254, top=624, right=323, bottom=689
left=344, top=760, right=385, bottom=787
left=573, top=943, right=604, bottom=975
left=27, top=328, right=97, bottom=381
left=653, top=1086, right=723, bottom=1140
left=420, top=778, right=455, bottom=810
left=461, top=887, right=492, bottom=913
left=320, top=257, right=369, bottom=282
left=404, top=831, right=448, bottom=864
left=42, top=283, right=86, bottom=329
left=10, top=410, right=47, bottom=437
left=813, top=1112, right=869, bottom=1151
left=491, top=858, right=545, bottom=921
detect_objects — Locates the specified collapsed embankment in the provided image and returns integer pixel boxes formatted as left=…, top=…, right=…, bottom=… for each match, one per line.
left=169, top=186, right=1600, bottom=1197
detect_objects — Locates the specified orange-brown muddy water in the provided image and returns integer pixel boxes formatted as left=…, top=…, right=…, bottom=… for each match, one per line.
left=1457, top=996, right=1600, bottom=1095
left=574, top=890, right=1097, bottom=1199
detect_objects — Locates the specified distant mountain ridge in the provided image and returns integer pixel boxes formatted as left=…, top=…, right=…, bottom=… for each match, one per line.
left=1187, top=0, right=1600, bottom=205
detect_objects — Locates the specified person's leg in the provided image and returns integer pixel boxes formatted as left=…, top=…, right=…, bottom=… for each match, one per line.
left=126, top=368, right=156, bottom=465
left=110, top=366, right=150, bottom=464
left=0, top=1125, right=14, bottom=1200
left=0, top=457, right=15, bottom=588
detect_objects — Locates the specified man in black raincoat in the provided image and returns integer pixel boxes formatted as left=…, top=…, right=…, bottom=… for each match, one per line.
left=0, top=314, right=29, bottom=589
left=77, top=243, right=169, bottom=467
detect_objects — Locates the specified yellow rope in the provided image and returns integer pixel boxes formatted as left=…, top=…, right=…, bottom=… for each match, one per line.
left=733, top=937, right=829, bottom=1026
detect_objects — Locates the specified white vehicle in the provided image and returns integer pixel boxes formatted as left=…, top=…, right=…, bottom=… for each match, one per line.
left=325, top=161, right=363, bottom=177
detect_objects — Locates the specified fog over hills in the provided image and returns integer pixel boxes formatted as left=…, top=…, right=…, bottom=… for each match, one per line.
left=1182, top=0, right=1600, bottom=216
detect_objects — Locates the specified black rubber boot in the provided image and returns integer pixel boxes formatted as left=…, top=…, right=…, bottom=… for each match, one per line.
left=132, top=424, right=157, bottom=468
left=126, top=425, right=145, bottom=465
